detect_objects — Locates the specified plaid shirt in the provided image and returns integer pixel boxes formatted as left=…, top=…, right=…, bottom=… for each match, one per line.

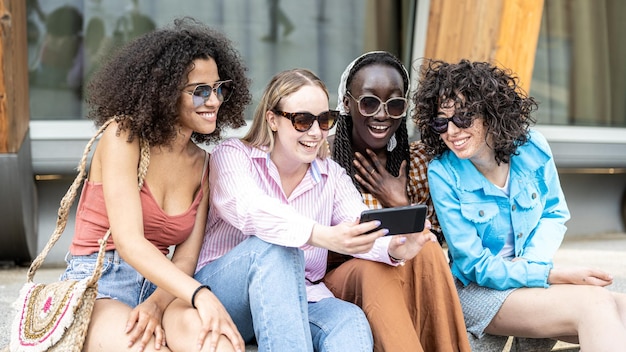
left=361, top=141, right=441, bottom=236
left=327, top=141, right=444, bottom=272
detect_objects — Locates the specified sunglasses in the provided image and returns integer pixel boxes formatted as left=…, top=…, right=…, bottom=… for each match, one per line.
left=272, top=110, right=339, bottom=132
left=183, top=80, right=233, bottom=107
left=346, top=91, right=408, bottom=119
left=430, top=111, right=476, bottom=134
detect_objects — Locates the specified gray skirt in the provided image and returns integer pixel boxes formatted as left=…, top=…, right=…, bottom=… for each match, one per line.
left=454, top=279, right=517, bottom=338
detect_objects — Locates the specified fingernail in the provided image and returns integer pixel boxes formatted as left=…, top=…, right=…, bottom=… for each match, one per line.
left=382, top=228, right=389, bottom=235
left=399, top=237, right=406, bottom=244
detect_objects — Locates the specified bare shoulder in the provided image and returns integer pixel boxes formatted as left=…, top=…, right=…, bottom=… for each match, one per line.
left=90, top=120, right=140, bottom=182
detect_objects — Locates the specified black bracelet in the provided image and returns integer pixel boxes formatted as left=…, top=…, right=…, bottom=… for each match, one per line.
left=389, top=253, right=406, bottom=266
left=191, top=284, right=211, bottom=309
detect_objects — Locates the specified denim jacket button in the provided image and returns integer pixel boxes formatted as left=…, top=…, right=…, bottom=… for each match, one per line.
left=511, top=204, right=517, bottom=211
left=479, top=210, right=485, bottom=217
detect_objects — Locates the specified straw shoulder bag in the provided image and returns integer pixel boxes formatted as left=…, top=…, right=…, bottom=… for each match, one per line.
left=9, top=118, right=149, bottom=352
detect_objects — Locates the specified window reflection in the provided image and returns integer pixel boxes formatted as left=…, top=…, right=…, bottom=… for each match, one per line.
left=28, top=0, right=84, bottom=119
left=26, top=0, right=412, bottom=122
left=531, top=0, right=626, bottom=127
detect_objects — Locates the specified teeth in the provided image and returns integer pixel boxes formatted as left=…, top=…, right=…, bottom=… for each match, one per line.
left=301, top=141, right=317, bottom=148
left=453, top=138, right=467, bottom=146
left=370, top=125, right=388, bottom=131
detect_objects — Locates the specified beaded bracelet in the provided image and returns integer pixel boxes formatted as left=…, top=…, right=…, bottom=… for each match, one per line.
left=191, top=284, right=211, bottom=309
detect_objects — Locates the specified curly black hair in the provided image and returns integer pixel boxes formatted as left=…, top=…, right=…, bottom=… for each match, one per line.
left=332, top=52, right=410, bottom=191
left=413, top=59, right=538, bottom=165
left=86, top=17, right=251, bottom=146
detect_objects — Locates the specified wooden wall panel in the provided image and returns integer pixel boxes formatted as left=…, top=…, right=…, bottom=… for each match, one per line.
left=0, top=0, right=29, bottom=153
left=494, top=0, right=545, bottom=89
left=424, top=0, right=544, bottom=92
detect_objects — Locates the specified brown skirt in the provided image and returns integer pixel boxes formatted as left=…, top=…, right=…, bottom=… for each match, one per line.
left=324, top=242, right=471, bottom=352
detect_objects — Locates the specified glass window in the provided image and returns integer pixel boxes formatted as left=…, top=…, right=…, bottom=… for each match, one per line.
left=27, top=0, right=415, bottom=121
left=531, top=0, right=626, bottom=127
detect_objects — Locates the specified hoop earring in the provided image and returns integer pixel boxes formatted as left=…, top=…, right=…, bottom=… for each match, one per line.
left=387, top=134, right=397, bottom=152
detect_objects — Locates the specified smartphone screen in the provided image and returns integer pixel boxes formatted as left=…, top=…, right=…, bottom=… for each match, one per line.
left=359, top=204, right=427, bottom=235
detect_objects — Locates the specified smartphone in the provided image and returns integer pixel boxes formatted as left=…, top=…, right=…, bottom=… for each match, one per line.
left=359, top=204, right=428, bottom=235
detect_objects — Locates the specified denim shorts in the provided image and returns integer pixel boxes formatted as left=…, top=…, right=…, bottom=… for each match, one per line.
left=61, top=250, right=157, bottom=308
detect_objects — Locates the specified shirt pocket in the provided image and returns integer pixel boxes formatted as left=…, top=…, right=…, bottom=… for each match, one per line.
left=512, top=185, right=543, bottom=232
left=513, top=186, right=541, bottom=210
left=459, top=197, right=502, bottom=246
left=460, top=199, right=499, bottom=224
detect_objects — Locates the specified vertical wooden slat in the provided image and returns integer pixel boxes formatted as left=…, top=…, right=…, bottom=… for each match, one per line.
left=424, top=0, right=544, bottom=92
left=494, top=0, right=545, bottom=90
left=0, top=0, right=29, bottom=154
left=0, top=0, right=7, bottom=152
left=0, top=0, right=36, bottom=263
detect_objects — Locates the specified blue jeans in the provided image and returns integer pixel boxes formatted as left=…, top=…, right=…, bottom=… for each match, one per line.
left=195, top=236, right=313, bottom=351
left=60, top=250, right=156, bottom=308
left=195, top=236, right=373, bottom=352
left=309, top=298, right=373, bottom=351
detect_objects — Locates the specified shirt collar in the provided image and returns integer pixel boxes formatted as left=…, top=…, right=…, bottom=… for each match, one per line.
left=251, top=147, right=327, bottom=183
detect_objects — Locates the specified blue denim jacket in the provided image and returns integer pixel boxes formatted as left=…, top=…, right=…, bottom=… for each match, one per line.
left=428, top=130, right=570, bottom=290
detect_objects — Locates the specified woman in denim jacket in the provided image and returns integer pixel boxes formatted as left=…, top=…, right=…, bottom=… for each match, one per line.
left=414, top=59, right=626, bottom=351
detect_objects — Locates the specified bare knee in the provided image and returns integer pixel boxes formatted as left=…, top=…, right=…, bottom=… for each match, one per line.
left=162, top=301, right=238, bottom=352
left=580, top=286, right=619, bottom=315
left=162, top=299, right=202, bottom=350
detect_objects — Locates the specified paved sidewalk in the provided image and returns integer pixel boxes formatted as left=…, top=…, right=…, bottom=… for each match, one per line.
left=1, top=233, right=625, bottom=350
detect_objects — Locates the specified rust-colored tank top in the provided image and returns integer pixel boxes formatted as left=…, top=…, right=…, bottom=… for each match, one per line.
left=69, top=152, right=209, bottom=256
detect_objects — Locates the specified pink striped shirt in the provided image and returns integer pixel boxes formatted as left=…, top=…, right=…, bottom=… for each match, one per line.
left=197, top=138, right=393, bottom=301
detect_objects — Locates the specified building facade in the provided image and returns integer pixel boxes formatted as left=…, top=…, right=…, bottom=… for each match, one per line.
left=1, top=0, right=625, bottom=264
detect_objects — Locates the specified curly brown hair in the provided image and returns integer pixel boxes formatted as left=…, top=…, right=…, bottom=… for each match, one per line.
left=413, top=59, right=538, bottom=165
left=86, top=17, right=251, bottom=146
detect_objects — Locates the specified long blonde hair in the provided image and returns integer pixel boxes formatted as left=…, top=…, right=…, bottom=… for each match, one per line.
left=242, top=68, right=330, bottom=158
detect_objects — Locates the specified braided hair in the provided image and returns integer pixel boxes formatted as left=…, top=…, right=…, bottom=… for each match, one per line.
left=332, top=52, right=410, bottom=191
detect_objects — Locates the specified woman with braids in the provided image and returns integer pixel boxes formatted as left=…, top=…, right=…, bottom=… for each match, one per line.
left=414, top=59, right=626, bottom=351
left=168, top=67, right=435, bottom=351
left=324, top=51, right=471, bottom=352
left=61, top=18, right=251, bottom=351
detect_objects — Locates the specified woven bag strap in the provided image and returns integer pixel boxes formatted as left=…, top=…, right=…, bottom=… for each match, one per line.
left=26, top=117, right=150, bottom=283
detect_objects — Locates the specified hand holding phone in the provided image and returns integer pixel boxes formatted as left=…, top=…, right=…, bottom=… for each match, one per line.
left=359, top=204, right=427, bottom=236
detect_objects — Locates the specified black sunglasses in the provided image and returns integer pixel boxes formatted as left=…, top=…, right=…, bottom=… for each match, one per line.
left=431, top=111, right=476, bottom=134
left=183, top=80, right=233, bottom=107
left=346, top=91, right=407, bottom=118
left=272, top=110, right=339, bottom=132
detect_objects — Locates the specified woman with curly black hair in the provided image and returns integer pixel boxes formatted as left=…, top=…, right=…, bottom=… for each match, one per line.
left=415, top=59, right=626, bottom=351
left=325, top=51, right=471, bottom=352
left=62, top=18, right=251, bottom=351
